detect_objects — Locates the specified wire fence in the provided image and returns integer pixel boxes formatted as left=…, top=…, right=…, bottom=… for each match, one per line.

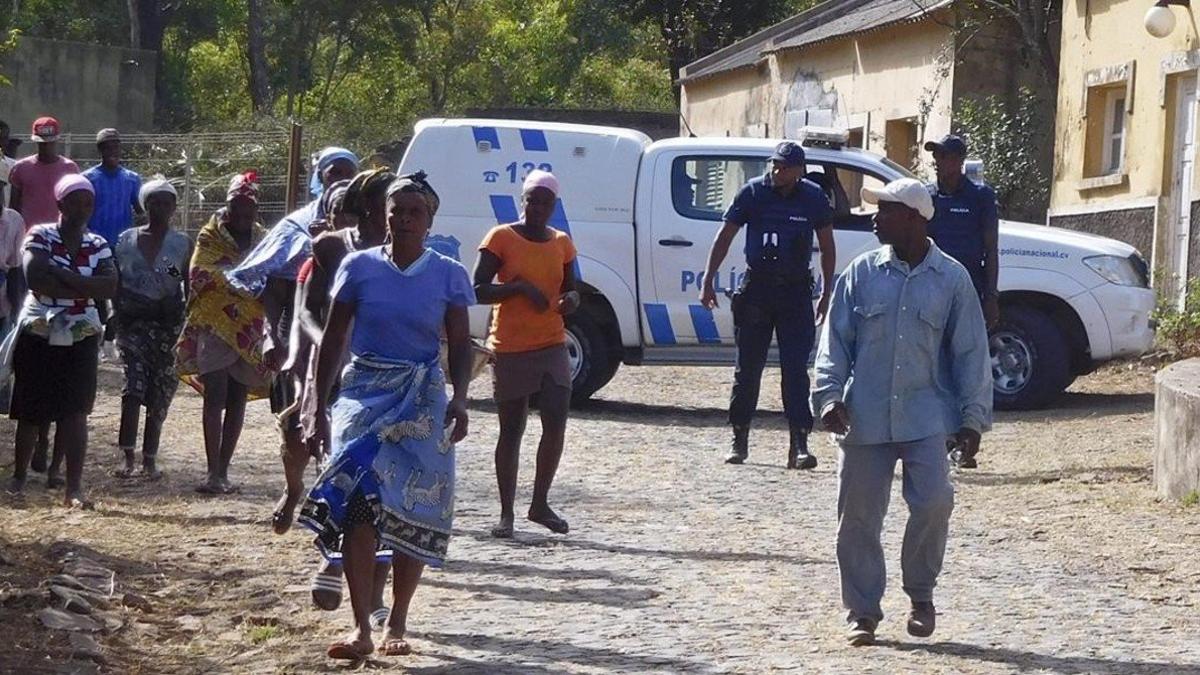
left=13, top=130, right=306, bottom=235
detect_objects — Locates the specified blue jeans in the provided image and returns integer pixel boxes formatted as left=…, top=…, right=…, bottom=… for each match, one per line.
left=836, top=435, right=954, bottom=623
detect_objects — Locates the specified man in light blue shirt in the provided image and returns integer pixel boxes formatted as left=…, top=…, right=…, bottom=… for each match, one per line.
left=811, top=177, right=992, bottom=647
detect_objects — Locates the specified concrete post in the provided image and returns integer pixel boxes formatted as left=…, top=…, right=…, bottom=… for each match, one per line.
left=1154, top=358, right=1200, bottom=499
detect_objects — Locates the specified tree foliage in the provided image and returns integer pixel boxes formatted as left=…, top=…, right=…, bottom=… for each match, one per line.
left=954, top=87, right=1050, bottom=222
left=3, top=0, right=828, bottom=147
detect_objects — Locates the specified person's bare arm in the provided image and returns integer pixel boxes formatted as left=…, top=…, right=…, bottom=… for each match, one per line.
left=312, top=299, right=353, bottom=454
left=557, top=262, right=579, bottom=315
left=261, top=276, right=292, bottom=370
left=298, top=237, right=336, bottom=344
left=472, top=249, right=547, bottom=310
left=443, top=304, right=471, bottom=443
left=9, top=186, right=22, bottom=216
left=24, top=250, right=77, bottom=297
left=700, top=221, right=740, bottom=309
left=815, top=225, right=837, bottom=325
left=26, top=251, right=118, bottom=299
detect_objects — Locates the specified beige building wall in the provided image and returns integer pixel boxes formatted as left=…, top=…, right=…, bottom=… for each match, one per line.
left=1050, top=0, right=1200, bottom=294
left=681, top=19, right=956, bottom=178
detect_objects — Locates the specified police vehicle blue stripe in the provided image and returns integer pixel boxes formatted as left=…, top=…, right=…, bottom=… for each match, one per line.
left=472, top=126, right=501, bottom=149
left=643, top=303, right=676, bottom=345
left=520, top=129, right=549, bottom=152
left=689, top=305, right=721, bottom=344
left=548, top=200, right=583, bottom=281
left=488, top=195, right=520, bottom=224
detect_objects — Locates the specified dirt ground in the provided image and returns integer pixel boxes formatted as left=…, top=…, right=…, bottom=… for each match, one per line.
left=2, top=359, right=1199, bottom=674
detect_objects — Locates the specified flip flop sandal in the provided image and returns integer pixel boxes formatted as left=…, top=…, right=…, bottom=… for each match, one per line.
left=378, top=637, right=412, bottom=657
left=326, top=640, right=372, bottom=661
left=311, top=573, right=343, bottom=611
left=370, top=607, right=390, bottom=629
left=490, top=524, right=515, bottom=539
left=195, top=482, right=220, bottom=495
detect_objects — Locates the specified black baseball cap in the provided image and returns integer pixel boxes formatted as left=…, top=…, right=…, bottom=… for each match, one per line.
left=924, top=134, right=968, bottom=157
left=769, top=141, right=806, bottom=167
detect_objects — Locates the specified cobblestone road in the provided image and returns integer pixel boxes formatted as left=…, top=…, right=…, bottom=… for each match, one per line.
left=2, top=363, right=1199, bottom=674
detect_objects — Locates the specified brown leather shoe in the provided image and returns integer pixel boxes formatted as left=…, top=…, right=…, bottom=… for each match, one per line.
left=907, top=600, right=936, bottom=638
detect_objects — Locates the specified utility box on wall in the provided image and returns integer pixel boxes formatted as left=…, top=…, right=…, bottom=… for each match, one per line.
left=0, top=36, right=156, bottom=139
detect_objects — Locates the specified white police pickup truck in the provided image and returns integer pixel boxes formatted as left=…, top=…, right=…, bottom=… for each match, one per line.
left=399, top=118, right=1156, bottom=410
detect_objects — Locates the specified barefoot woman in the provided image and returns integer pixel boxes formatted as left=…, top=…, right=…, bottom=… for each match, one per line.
left=473, top=169, right=579, bottom=538
left=174, top=172, right=270, bottom=494
left=300, top=172, right=473, bottom=660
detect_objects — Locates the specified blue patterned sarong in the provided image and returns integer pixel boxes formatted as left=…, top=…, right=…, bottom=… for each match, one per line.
left=298, top=354, right=455, bottom=567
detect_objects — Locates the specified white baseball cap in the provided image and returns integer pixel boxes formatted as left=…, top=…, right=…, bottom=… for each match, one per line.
left=861, top=178, right=934, bottom=221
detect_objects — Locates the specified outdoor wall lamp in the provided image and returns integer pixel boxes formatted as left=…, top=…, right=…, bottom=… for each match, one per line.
left=1145, top=0, right=1190, bottom=38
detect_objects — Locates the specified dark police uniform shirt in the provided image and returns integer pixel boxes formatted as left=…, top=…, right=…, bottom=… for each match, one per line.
left=927, top=179, right=998, bottom=295
left=723, top=174, right=833, bottom=280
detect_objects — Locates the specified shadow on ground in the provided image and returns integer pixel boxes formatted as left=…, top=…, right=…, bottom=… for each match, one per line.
left=880, top=639, right=1200, bottom=675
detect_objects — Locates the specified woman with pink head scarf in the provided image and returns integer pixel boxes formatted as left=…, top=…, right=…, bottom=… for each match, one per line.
left=4, top=174, right=117, bottom=508
left=472, top=169, right=580, bottom=538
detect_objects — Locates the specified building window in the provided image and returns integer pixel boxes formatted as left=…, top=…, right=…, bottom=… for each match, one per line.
left=884, top=118, right=918, bottom=171
left=1081, top=61, right=1135, bottom=184
left=1101, top=88, right=1127, bottom=174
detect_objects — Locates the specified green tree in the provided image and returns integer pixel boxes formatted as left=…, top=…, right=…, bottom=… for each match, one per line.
left=614, top=0, right=821, bottom=92
left=954, top=87, right=1050, bottom=222
left=0, top=29, right=18, bottom=87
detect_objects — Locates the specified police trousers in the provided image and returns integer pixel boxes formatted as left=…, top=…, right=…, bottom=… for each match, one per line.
left=728, top=275, right=815, bottom=431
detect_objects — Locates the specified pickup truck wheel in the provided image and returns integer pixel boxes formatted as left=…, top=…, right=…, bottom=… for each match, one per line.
left=990, top=306, right=1071, bottom=411
left=565, top=310, right=618, bottom=407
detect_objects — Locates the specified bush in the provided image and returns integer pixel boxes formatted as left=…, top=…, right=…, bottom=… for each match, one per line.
left=954, top=87, right=1053, bottom=222
left=1153, top=277, right=1200, bottom=358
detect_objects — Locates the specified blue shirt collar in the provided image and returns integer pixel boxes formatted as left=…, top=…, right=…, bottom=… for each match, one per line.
left=877, top=239, right=951, bottom=275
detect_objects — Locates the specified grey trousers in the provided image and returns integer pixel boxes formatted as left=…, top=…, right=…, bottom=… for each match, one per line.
left=836, top=435, right=954, bottom=623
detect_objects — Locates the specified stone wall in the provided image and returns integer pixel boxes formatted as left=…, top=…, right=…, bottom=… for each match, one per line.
left=1155, top=359, right=1200, bottom=500
left=0, top=36, right=157, bottom=137
left=1048, top=206, right=1155, bottom=257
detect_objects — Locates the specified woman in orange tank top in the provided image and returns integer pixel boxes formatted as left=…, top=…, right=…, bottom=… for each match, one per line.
left=473, top=170, right=579, bottom=539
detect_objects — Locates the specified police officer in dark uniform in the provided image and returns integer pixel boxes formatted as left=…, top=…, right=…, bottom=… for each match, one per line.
left=924, top=135, right=1000, bottom=329
left=924, top=134, right=999, bottom=469
left=700, top=141, right=837, bottom=469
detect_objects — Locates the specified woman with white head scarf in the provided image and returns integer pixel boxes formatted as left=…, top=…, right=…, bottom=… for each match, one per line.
left=111, top=176, right=192, bottom=479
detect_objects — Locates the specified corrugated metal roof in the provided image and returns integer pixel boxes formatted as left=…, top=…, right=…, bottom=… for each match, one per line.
left=772, top=0, right=952, bottom=52
left=678, top=0, right=952, bottom=85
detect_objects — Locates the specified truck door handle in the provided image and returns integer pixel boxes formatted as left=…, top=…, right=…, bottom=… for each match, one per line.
left=659, top=237, right=694, bottom=247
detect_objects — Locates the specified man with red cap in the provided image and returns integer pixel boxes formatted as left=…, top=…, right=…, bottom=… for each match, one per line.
left=8, top=117, right=80, bottom=229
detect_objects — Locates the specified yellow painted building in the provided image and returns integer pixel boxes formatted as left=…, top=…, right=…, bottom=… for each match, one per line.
left=679, top=0, right=1045, bottom=180
left=1049, top=0, right=1199, bottom=304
